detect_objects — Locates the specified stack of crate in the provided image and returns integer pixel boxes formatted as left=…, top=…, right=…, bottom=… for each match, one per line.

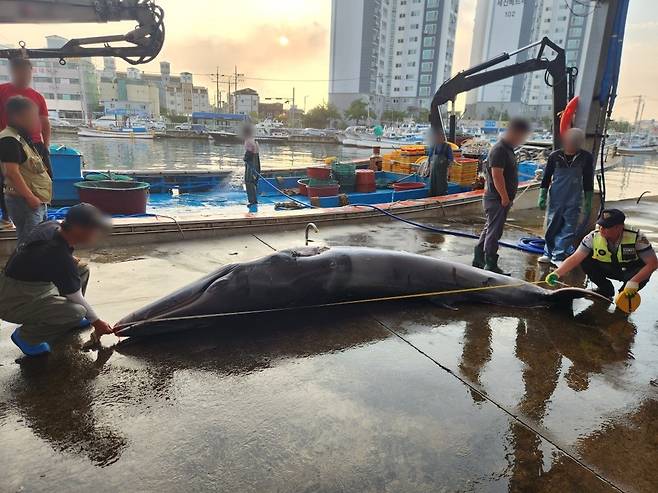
left=449, top=158, right=479, bottom=185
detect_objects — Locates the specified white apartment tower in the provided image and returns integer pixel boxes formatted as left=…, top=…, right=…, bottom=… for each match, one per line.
left=329, top=0, right=459, bottom=118
left=466, top=0, right=589, bottom=120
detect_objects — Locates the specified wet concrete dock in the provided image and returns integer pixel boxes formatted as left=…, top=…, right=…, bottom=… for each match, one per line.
left=1, top=197, right=657, bottom=492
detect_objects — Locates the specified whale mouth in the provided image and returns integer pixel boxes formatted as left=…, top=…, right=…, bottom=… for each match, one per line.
left=115, top=263, right=240, bottom=333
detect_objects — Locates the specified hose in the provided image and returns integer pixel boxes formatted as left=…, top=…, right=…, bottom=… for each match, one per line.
left=256, top=172, right=544, bottom=254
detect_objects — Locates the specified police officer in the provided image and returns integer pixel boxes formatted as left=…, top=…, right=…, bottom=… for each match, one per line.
left=545, top=209, right=657, bottom=301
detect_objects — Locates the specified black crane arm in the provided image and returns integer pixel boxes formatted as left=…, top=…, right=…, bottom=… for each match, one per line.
left=430, top=37, right=570, bottom=149
left=0, top=0, right=164, bottom=65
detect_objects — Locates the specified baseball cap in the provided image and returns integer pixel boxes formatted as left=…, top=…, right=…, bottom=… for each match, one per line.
left=597, top=208, right=625, bottom=228
left=62, top=203, right=112, bottom=231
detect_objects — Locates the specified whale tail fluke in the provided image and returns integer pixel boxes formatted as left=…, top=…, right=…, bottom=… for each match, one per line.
left=548, top=287, right=612, bottom=305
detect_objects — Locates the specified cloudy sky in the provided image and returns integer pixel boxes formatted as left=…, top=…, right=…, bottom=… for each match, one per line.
left=0, top=0, right=655, bottom=121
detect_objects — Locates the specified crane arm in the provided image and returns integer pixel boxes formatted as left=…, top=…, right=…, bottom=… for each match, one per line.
left=0, top=0, right=164, bottom=65
left=430, top=37, right=571, bottom=149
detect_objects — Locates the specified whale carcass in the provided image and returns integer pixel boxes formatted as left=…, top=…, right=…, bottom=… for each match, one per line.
left=116, top=246, right=599, bottom=337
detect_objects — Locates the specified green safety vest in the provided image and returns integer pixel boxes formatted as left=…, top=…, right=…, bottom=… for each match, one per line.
left=591, top=229, right=639, bottom=264
left=0, top=126, right=52, bottom=204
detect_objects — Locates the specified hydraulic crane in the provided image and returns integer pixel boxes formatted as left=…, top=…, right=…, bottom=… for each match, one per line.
left=430, top=37, right=576, bottom=150
left=0, top=0, right=164, bottom=65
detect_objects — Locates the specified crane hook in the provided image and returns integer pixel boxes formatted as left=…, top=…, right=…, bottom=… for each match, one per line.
left=305, top=223, right=319, bottom=246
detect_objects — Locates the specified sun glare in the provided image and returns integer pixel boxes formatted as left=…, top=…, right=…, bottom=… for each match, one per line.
left=278, top=35, right=289, bottom=47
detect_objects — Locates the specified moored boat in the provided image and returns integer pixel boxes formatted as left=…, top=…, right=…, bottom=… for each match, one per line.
left=77, top=127, right=156, bottom=139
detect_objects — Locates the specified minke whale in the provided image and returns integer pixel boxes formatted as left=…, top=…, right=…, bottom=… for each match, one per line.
left=116, top=246, right=602, bottom=337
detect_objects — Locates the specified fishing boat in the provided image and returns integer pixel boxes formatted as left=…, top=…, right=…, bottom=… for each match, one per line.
left=77, top=127, right=156, bottom=139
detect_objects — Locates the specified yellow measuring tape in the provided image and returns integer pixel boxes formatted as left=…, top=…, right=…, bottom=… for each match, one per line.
left=115, top=280, right=553, bottom=330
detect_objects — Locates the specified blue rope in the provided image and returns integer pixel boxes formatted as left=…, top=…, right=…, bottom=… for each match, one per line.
left=256, top=172, right=544, bottom=253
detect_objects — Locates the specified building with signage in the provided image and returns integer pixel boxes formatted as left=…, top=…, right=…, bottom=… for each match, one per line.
left=465, top=0, right=589, bottom=120
left=329, top=0, right=459, bottom=117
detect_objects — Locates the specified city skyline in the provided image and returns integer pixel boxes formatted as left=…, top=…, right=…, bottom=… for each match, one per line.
left=0, top=0, right=655, bottom=121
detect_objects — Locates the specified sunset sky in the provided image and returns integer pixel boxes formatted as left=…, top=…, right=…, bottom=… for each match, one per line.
left=0, top=0, right=655, bottom=121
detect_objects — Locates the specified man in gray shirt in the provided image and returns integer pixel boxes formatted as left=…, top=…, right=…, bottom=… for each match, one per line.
left=473, top=118, right=531, bottom=274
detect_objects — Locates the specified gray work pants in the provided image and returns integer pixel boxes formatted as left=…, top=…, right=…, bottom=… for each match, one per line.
left=476, top=196, right=511, bottom=256
left=0, top=264, right=89, bottom=344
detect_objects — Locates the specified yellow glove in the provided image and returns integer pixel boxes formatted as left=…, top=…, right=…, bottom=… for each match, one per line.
left=623, top=281, right=639, bottom=298
left=545, top=271, right=560, bottom=287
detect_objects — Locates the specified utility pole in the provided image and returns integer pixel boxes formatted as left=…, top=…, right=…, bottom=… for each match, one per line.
left=215, top=66, right=220, bottom=111
left=232, top=65, right=244, bottom=114
left=291, top=86, right=295, bottom=128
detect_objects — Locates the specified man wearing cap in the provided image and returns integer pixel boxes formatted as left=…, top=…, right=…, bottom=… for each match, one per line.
left=545, top=209, right=657, bottom=301
left=0, top=203, right=113, bottom=356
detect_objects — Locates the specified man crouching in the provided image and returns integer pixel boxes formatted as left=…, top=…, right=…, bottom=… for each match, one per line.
left=0, top=203, right=113, bottom=356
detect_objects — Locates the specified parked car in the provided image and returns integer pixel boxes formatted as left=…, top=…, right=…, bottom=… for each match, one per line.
left=49, top=117, right=74, bottom=128
left=175, top=123, right=207, bottom=134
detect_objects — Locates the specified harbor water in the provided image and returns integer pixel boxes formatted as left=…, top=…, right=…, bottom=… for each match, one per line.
left=53, top=134, right=372, bottom=173
left=51, top=134, right=658, bottom=202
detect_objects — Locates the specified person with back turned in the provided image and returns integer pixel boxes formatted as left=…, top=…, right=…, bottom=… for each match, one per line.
left=545, top=209, right=657, bottom=303
left=0, top=96, right=52, bottom=244
left=472, top=117, right=531, bottom=274
left=537, top=127, right=594, bottom=267
left=0, top=203, right=114, bottom=357
left=242, top=124, right=260, bottom=213
left=428, top=130, right=454, bottom=197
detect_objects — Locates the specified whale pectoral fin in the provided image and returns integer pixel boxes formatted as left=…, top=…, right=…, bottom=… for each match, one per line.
left=428, top=296, right=459, bottom=311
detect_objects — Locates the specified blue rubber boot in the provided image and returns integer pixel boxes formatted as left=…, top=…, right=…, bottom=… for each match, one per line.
left=11, top=327, right=51, bottom=356
left=78, top=318, right=92, bottom=328
left=248, top=204, right=258, bottom=213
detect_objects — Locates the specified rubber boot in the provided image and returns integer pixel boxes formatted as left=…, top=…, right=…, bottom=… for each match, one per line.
left=472, top=244, right=485, bottom=269
left=11, top=327, right=51, bottom=356
left=248, top=204, right=258, bottom=213
left=484, top=254, right=510, bottom=276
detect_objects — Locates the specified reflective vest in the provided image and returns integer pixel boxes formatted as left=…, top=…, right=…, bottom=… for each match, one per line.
left=0, top=126, right=52, bottom=203
left=591, top=229, right=639, bottom=264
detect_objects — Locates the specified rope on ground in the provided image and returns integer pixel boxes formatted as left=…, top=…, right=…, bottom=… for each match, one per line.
left=371, top=315, right=626, bottom=493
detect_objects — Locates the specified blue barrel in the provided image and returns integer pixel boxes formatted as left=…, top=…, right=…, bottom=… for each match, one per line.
left=50, top=144, right=83, bottom=205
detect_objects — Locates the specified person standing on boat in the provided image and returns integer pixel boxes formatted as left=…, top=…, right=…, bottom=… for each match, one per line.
left=428, top=130, right=454, bottom=196
left=0, top=58, right=52, bottom=178
left=537, top=127, right=594, bottom=267
left=473, top=117, right=531, bottom=274
left=0, top=96, right=52, bottom=244
left=243, top=125, right=260, bottom=212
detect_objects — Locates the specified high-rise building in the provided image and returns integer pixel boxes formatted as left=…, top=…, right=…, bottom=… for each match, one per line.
left=329, top=0, right=459, bottom=118
left=465, top=0, right=588, bottom=120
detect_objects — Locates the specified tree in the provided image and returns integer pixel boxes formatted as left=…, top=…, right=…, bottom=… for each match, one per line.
left=499, top=110, right=510, bottom=122
left=608, top=119, right=632, bottom=133
left=344, top=99, right=369, bottom=124
left=302, top=103, right=341, bottom=128
left=486, top=106, right=498, bottom=120
left=381, top=109, right=407, bottom=123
